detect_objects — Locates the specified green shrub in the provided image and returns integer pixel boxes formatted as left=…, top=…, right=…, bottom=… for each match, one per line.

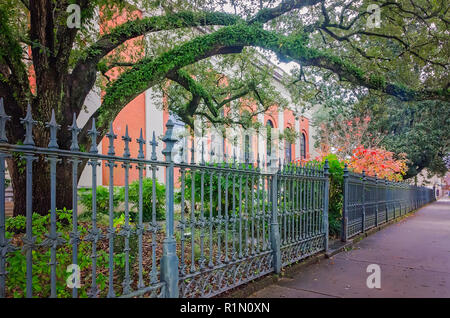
left=113, top=233, right=139, bottom=281
left=79, top=186, right=121, bottom=217
left=4, top=208, right=125, bottom=298
left=322, top=154, right=345, bottom=238
left=177, top=162, right=254, bottom=218
left=292, top=155, right=344, bottom=238
left=122, top=177, right=166, bottom=222
left=5, top=208, right=86, bottom=298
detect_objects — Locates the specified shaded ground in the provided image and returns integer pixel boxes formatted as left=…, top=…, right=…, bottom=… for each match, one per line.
left=250, top=199, right=450, bottom=298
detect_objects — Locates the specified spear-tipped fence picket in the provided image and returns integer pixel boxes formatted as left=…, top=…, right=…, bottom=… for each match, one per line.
left=0, top=99, right=435, bottom=298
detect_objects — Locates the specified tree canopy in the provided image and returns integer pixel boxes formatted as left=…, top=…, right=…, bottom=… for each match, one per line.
left=0, top=0, right=448, bottom=214
left=312, top=87, right=450, bottom=179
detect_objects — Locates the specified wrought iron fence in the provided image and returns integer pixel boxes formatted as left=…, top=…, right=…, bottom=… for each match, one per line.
left=341, top=164, right=436, bottom=242
left=278, top=162, right=329, bottom=267
left=0, top=99, right=437, bottom=298
left=0, top=100, right=330, bottom=298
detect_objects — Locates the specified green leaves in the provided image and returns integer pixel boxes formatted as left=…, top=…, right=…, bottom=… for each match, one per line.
left=124, top=177, right=166, bottom=222
left=79, top=186, right=121, bottom=217
left=78, top=179, right=166, bottom=222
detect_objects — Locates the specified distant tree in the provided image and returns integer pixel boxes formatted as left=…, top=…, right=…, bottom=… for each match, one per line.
left=315, top=114, right=383, bottom=160
left=313, top=90, right=449, bottom=179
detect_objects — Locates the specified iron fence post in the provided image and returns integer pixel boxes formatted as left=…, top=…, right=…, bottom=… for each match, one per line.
left=323, top=160, right=330, bottom=251
left=161, top=119, right=179, bottom=298
left=374, top=174, right=378, bottom=227
left=361, top=171, right=366, bottom=233
left=385, top=179, right=389, bottom=222
left=341, top=164, right=349, bottom=242
left=270, top=165, right=281, bottom=273
left=21, top=104, right=37, bottom=298
left=69, top=114, right=81, bottom=298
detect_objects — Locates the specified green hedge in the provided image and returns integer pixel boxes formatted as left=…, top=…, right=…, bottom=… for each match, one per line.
left=176, top=162, right=255, bottom=218
left=79, top=178, right=166, bottom=222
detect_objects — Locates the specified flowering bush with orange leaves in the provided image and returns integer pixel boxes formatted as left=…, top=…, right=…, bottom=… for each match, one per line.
left=292, top=146, right=408, bottom=237
left=312, top=145, right=407, bottom=181
left=348, top=146, right=407, bottom=181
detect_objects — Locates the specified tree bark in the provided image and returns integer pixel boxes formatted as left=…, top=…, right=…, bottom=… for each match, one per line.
left=5, top=88, right=83, bottom=216
left=8, top=156, right=79, bottom=217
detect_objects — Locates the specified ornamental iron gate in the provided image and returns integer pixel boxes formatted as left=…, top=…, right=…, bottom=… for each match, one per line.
left=0, top=99, right=435, bottom=298
left=341, top=165, right=435, bottom=242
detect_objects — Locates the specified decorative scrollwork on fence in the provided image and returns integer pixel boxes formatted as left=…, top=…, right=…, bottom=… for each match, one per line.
left=179, top=251, right=273, bottom=298
left=281, top=235, right=326, bottom=266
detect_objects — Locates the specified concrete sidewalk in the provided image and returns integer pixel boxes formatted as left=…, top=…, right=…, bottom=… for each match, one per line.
left=249, top=199, right=450, bottom=298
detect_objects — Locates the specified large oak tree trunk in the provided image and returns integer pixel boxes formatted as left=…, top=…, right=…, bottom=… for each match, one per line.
left=6, top=85, right=90, bottom=216
left=7, top=141, right=81, bottom=217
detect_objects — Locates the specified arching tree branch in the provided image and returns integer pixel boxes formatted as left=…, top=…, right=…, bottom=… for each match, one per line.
left=98, top=23, right=448, bottom=134
left=68, top=11, right=242, bottom=116
left=248, top=0, right=322, bottom=24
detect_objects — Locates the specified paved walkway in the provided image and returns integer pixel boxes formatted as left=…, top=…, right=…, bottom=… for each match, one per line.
left=250, top=199, right=450, bottom=298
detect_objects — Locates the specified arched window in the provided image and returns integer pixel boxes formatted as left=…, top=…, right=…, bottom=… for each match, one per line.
left=266, top=120, right=273, bottom=157
left=301, top=133, right=306, bottom=159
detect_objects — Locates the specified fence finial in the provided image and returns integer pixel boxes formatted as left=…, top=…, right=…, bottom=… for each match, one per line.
left=46, top=109, right=60, bottom=149
left=343, top=163, right=349, bottom=176
left=106, top=122, right=117, bottom=156
left=122, top=125, right=131, bottom=158
left=324, top=159, right=330, bottom=177
left=137, top=128, right=145, bottom=159
left=87, top=118, right=99, bottom=153
left=20, top=103, right=36, bottom=146
left=0, top=98, right=11, bottom=143
left=150, top=131, right=158, bottom=161
left=69, top=113, right=81, bottom=151
left=162, top=119, right=178, bottom=163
